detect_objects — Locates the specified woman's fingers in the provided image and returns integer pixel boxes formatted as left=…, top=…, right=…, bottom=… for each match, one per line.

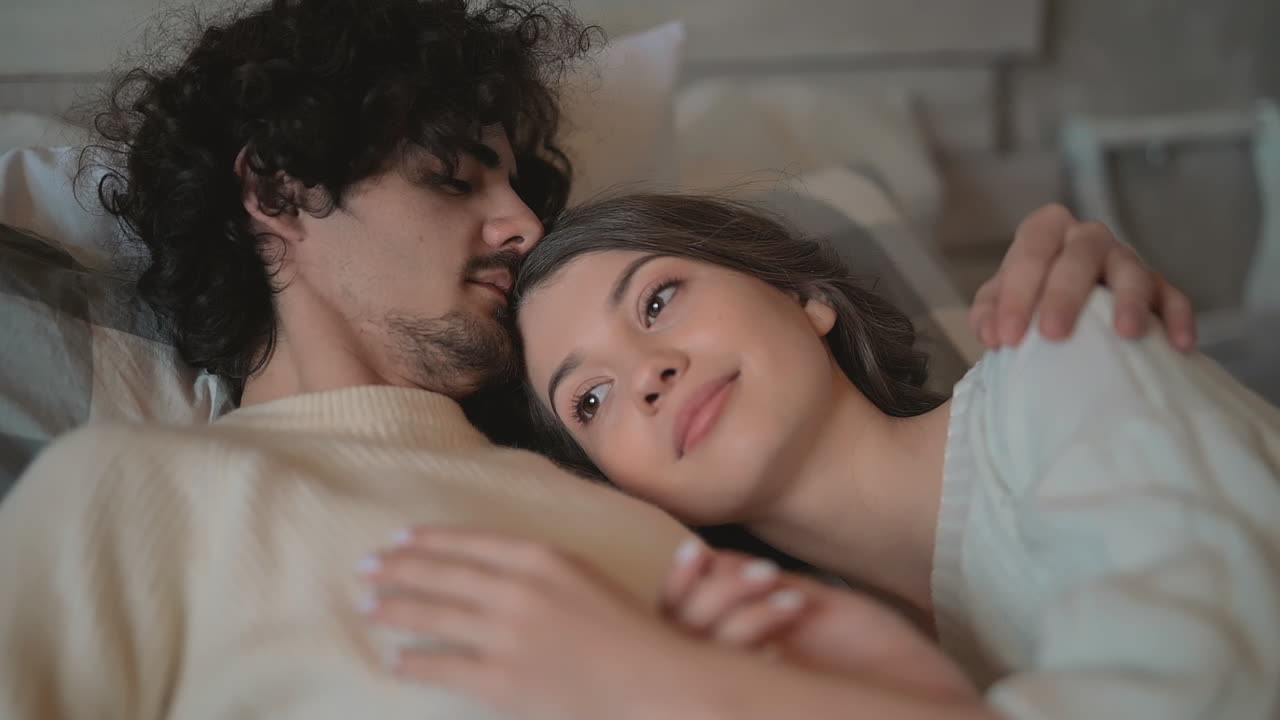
left=710, top=588, right=808, bottom=648
left=673, top=554, right=783, bottom=632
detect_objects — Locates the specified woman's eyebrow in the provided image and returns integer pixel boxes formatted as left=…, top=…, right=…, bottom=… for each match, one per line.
left=609, top=254, right=662, bottom=308
left=546, top=351, right=583, bottom=421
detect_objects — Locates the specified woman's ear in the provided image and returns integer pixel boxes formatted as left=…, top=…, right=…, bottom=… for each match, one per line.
left=802, top=292, right=838, bottom=338
left=234, top=147, right=306, bottom=245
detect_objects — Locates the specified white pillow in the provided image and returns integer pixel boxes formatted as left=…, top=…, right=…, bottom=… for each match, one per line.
left=0, top=111, right=93, bottom=156
left=674, top=78, right=943, bottom=233
left=0, top=222, right=234, bottom=494
left=0, top=145, right=129, bottom=272
left=559, top=21, right=685, bottom=204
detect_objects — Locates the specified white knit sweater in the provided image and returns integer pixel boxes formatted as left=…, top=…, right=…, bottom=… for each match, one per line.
left=0, top=385, right=692, bottom=720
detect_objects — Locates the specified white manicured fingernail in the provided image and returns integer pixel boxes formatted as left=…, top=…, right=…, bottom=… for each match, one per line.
left=742, top=559, right=779, bottom=583
left=357, top=554, right=381, bottom=574
left=769, top=589, right=805, bottom=611
left=673, top=537, right=704, bottom=567
left=357, top=591, right=379, bottom=615
left=391, top=528, right=414, bottom=547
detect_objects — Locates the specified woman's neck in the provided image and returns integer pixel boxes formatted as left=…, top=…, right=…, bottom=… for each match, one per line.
left=747, top=375, right=953, bottom=616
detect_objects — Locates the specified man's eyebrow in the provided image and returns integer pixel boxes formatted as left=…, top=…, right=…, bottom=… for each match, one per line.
left=609, top=254, right=663, bottom=309
left=546, top=351, right=584, bottom=420
left=461, top=140, right=501, bottom=170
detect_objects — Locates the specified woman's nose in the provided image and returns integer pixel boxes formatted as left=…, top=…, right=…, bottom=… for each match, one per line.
left=634, top=352, right=687, bottom=412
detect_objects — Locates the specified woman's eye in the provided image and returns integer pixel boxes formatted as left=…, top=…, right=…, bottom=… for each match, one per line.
left=573, top=382, right=612, bottom=424
left=644, top=283, right=678, bottom=326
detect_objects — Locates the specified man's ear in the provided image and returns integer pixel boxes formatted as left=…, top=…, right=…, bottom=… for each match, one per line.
left=234, top=147, right=306, bottom=245
left=802, top=292, right=839, bottom=338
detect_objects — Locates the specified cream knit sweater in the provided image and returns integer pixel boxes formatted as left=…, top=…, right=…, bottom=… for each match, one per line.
left=0, top=386, right=692, bottom=720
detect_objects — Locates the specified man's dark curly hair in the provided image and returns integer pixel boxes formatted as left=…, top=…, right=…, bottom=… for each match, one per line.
left=88, top=0, right=595, bottom=388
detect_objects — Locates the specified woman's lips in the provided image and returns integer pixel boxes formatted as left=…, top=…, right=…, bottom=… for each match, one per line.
left=673, top=371, right=740, bottom=459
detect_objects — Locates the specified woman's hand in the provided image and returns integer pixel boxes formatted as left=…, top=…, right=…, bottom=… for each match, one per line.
left=358, top=528, right=715, bottom=720
left=662, top=541, right=978, bottom=701
left=973, top=204, right=1196, bottom=351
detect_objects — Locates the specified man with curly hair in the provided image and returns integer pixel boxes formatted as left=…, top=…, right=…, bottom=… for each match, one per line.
left=0, top=0, right=1197, bottom=718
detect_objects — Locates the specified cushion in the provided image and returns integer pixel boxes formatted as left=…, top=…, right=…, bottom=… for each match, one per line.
left=559, top=21, right=685, bottom=204
left=0, top=111, right=92, bottom=156
left=0, top=224, right=233, bottom=495
left=674, top=78, right=943, bottom=234
left=0, top=145, right=132, bottom=272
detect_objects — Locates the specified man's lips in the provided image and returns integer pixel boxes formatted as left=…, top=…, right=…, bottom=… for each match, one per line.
left=672, top=371, right=740, bottom=459
left=467, top=270, right=514, bottom=304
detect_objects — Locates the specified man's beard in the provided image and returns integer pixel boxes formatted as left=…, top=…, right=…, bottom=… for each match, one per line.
left=386, top=249, right=524, bottom=399
left=387, top=304, right=519, bottom=399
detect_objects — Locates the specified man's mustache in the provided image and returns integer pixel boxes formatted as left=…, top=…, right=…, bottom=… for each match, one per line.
left=463, top=250, right=523, bottom=279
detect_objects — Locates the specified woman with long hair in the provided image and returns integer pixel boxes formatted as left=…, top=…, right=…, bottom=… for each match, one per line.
left=361, top=193, right=1280, bottom=719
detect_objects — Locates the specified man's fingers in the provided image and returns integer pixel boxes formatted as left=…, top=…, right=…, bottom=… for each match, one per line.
left=1017, top=202, right=1078, bottom=234
left=994, top=205, right=1076, bottom=345
left=994, top=257, right=1051, bottom=346
left=969, top=279, right=1001, bottom=348
left=1035, top=221, right=1114, bottom=340
left=1157, top=276, right=1197, bottom=351
left=1101, top=243, right=1157, bottom=338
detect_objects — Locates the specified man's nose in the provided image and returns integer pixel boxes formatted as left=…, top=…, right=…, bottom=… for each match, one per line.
left=483, top=193, right=544, bottom=254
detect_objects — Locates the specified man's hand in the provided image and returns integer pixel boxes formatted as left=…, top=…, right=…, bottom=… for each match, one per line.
left=971, top=204, right=1196, bottom=351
